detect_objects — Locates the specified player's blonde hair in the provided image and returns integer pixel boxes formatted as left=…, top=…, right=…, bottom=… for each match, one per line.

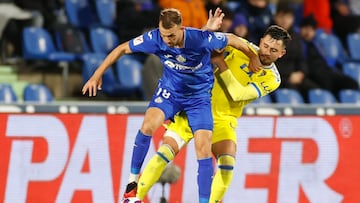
left=159, top=8, right=182, bottom=29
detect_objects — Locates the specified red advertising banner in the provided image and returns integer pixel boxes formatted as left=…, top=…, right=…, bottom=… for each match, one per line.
left=0, top=114, right=359, bottom=203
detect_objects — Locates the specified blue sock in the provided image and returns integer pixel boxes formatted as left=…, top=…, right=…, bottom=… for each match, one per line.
left=130, top=130, right=152, bottom=175
left=198, top=157, right=214, bottom=203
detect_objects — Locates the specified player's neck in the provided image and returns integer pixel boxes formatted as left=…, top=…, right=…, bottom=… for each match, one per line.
left=175, top=29, right=185, bottom=48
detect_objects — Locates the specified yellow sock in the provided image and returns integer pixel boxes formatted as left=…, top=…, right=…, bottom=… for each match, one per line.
left=209, top=155, right=235, bottom=203
left=137, top=144, right=175, bottom=200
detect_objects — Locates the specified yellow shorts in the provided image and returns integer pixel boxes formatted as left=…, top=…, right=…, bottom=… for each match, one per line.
left=166, top=113, right=237, bottom=145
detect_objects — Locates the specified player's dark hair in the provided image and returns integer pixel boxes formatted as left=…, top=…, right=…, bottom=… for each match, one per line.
left=263, top=25, right=292, bottom=48
left=159, top=8, right=182, bottom=29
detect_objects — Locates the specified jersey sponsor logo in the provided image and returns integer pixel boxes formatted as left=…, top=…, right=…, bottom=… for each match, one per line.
left=164, top=60, right=203, bottom=71
left=214, top=32, right=226, bottom=41
left=164, top=54, right=173, bottom=58
left=238, top=63, right=254, bottom=77
left=133, top=35, right=144, bottom=46
left=176, top=55, right=186, bottom=63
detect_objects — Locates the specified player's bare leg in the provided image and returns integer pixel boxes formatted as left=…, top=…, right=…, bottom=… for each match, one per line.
left=123, top=107, right=165, bottom=198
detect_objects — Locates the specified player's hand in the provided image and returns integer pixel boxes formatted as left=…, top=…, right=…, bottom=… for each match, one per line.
left=204, top=7, right=225, bottom=31
left=82, top=75, right=103, bottom=97
left=248, top=56, right=263, bottom=72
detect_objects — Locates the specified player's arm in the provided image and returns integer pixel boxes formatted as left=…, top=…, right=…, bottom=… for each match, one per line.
left=221, top=69, right=259, bottom=101
left=82, top=41, right=132, bottom=96
left=94, top=42, right=132, bottom=76
left=226, top=33, right=262, bottom=72
left=211, top=51, right=258, bottom=101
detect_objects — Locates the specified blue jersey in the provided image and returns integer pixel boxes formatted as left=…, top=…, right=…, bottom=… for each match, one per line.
left=129, top=27, right=228, bottom=98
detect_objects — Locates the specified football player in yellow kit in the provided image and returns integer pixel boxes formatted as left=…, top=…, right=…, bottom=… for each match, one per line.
left=132, top=25, right=291, bottom=203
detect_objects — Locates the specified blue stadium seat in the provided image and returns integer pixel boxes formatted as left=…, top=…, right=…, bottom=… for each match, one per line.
left=0, top=84, right=17, bottom=103
left=342, top=62, right=360, bottom=86
left=308, top=89, right=337, bottom=104
left=315, top=31, right=349, bottom=67
left=22, top=27, right=76, bottom=97
left=22, top=27, right=76, bottom=61
left=347, top=33, right=360, bottom=60
left=274, top=88, right=304, bottom=104
left=94, top=0, right=116, bottom=28
left=82, top=53, right=119, bottom=95
left=339, top=89, right=360, bottom=104
left=82, top=53, right=144, bottom=99
left=81, top=53, right=105, bottom=82
left=23, top=84, right=54, bottom=103
left=251, top=95, right=272, bottom=104
left=89, top=27, right=119, bottom=54
left=53, top=24, right=91, bottom=59
left=115, top=55, right=145, bottom=99
left=65, top=0, right=98, bottom=29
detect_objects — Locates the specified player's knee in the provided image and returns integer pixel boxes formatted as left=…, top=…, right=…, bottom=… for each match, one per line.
left=164, top=129, right=186, bottom=153
left=217, top=154, right=235, bottom=171
left=195, top=144, right=212, bottom=158
left=157, top=144, right=175, bottom=163
left=194, top=138, right=212, bottom=158
left=141, top=121, right=160, bottom=135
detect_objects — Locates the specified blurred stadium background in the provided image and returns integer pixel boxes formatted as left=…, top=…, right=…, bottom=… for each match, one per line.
left=0, top=0, right=360, bottom=202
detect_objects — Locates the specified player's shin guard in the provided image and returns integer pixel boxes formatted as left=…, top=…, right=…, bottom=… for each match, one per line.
left=198, top=157, right=214, bottom=203
left=130, top=130, right=152, bottom=182
left=209, top=155, right=235, bottom=203
left=137, top=144, right=175, bottom=200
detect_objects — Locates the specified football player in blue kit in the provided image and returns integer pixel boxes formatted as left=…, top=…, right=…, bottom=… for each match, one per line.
left=82, top=8, right=261, bottom=203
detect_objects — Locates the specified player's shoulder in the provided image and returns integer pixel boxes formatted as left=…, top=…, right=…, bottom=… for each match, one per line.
left=132, top=28, right=161, bottom=44
left=185, top=27, right=225, bottom=39
left=184, top=27, right=211, bottom=47
left=254, top=64, right=281, bottom=94
left=262, top=63, right=281, bottom=84
left=185, top=27, right=203, bottom=32
left=143, top=28, right=160, bottom=40
left=184, top=27, right=208, bottom=38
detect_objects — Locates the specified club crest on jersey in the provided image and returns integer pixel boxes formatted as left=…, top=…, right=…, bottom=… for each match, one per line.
left=176, top=55, right=186, bottom=63
left=258, top=70, right=266, bottom=76
left=155, top=97, right=163, bottom=103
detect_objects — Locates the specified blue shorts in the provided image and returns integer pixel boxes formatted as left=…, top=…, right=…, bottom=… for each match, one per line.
left=148, top=86, right=213, bottom=133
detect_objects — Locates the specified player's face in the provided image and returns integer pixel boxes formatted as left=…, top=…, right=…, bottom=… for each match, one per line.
left=258, top=35, right=286, bottom=65
left=159, top=23, right=183, bottom=47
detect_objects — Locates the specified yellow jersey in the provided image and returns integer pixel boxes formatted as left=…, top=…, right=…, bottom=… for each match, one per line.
left=212, top=40, right=281, bottom=119
left=166, top=39, right=281, bottom=144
